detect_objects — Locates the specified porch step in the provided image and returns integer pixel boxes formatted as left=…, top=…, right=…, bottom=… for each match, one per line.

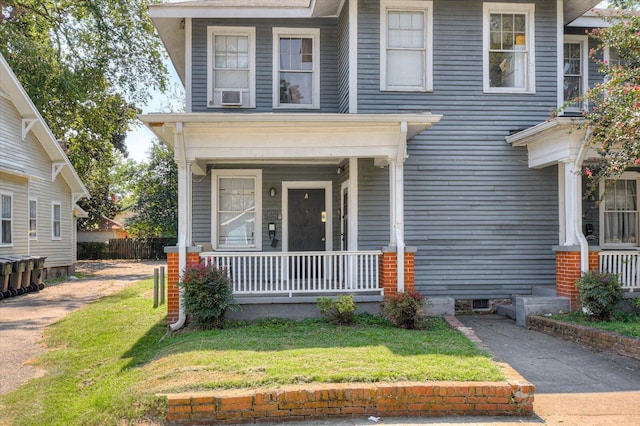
left=496, top=304, right=516, bottom=320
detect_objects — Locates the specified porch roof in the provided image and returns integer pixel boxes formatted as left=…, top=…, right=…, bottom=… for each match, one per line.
left=506, top=117, right=590, bottom=169
left=139, top=112, right=442, bottom=173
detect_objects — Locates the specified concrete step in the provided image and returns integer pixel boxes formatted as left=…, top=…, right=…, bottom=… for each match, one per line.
left=513, top=296, right=570, bottom=327
left=496, top=303, right=516, bottom=320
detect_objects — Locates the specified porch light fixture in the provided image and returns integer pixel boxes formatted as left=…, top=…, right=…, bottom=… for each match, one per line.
left=336, top=166, right=344, bottom=175
left=269, top=187, right=277, bottom=197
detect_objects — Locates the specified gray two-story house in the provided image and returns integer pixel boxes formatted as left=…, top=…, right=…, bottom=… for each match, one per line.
left=141, top=0, right=635, bottom=328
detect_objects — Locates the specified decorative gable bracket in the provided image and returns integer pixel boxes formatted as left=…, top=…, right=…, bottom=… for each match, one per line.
left=22, top=118, right=37, bottom=140
left=52, top=161, right=66, bottom=181
left=72, top=192, right=86, bottom=205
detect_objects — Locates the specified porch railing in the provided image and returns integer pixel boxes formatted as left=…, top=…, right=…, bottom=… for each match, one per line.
left=599, top=251, right=640, bottom=291
left=200, top=250, right=382, bottom=296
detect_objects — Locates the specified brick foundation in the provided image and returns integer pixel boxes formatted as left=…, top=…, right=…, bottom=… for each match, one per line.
left=555, top=249, right=599, bottom=311
left=166, top=250, right=202, bottom=325
left=379, top=250, right=415, bottom=296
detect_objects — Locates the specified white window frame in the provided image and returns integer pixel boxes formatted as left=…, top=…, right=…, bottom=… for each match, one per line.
left=0, top=191, right=13, bottom=247
left=380, top=0, right=433, bottom=92
left=272, top=27, right=321, bottom=109
left=483, top=2, right=536, bottom=94
left=562, top=35, right=588, bottom=112
left=29, top=197, right=37, bottom=240
left=52, top=201, right=61, bottom=240
left=207, top=26, right=256, bottom=109
left=211, top=169, right=262, bottom=251
left=599, top=172, right=640, bottom=249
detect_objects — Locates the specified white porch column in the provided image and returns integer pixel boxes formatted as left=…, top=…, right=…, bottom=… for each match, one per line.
left=348, top=157, right=358, bottom=250
left=389, top=122, right=408, bottom=293
left=561, top=158, right=581, bottom=247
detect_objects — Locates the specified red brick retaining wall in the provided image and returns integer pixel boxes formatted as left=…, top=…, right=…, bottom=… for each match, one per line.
left=528, top=316, right=640, bottom=361
left=379, top=251, right=415, bottom=296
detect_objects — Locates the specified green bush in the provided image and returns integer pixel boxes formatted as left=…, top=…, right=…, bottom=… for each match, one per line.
left=575, top=270, right=623, bottom=321
left=316, top=295, right=357, bottom=325
left=178, top=263, right=239, bottom=329
left=381, top=291, right=425, bottom=329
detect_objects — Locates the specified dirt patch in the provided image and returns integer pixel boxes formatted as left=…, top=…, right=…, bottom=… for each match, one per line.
left=0, top=260, right=163, bottom=395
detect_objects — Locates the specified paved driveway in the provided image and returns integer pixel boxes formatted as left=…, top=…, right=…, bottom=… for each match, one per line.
left=458, top=314, right=640, bottom=426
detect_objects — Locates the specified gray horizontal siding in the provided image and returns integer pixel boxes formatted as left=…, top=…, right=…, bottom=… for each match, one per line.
left=191, top=18, right=339, bottom=112
left=356, top=0, right=560, bottom=298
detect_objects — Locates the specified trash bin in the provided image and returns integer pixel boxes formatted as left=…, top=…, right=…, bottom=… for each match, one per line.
left=0, top=257, right=13, bottom=299
left=29, top=256, right=47, bottom=290
left=2, top=256, right=28, bottom=295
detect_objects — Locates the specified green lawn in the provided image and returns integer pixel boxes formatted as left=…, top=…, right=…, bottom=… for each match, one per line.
left=0, top=279, right=503, bottom=426
left=550, top=311, right=640, bottom=339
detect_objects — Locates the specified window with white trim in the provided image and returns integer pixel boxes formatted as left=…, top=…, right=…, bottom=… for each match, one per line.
left=1, top=192, right=12, bottom=246
left=380, top=0, right=433, bottom=92
left=483, top=3, right=535, bottom=93
left=29, top=198, right=37, bottom=240
left=212, top=170, right=262, bottom=250
left=563, top=35, right=588, bottom=111
left=207, top=26, right=256, bottom=108
left=52, top=202, right=61, bottom=240
left=600, top=174, right=639, bottom=248
left=273, top=27, right=320, bottom=108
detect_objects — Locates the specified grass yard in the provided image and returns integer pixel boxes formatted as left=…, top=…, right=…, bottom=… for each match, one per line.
left=550, top=311, right=640, bottom=339
left=0, top=279, right=503, bottom=426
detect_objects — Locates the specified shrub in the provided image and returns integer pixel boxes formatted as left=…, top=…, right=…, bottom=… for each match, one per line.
left=178, top=263, right=239, bottom=329
left=381, top=291, right=425, bottom=329
left=575, top=271, right=623, bottom=321
left=316, top=295, right=357, bottom=325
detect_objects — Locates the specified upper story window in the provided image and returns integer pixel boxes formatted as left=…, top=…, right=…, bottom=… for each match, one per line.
left=29, top=198, right=37, bottom=240
left=207, top=26, right=256, bottom=108
left=212, top=170, right=262, bottom=250
left=563, top=35, right=588, bottom=112
left=52, top=202, right=61, bottom=240
left=600, top=174, right=639, bottom=248
left=483, top=3, right=535, bottom=93
left=1, top=192, right=12, bottom=246
left=273, top=28, right=320, bottom=109
left=380, top=0, right=433, bottom=92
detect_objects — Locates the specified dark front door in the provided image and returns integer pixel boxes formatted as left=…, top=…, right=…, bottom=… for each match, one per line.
left=288, top=189, right=326, bottom=252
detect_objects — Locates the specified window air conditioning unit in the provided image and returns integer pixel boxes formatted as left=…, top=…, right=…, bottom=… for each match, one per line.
left=221, top=90, right=242, bottom=106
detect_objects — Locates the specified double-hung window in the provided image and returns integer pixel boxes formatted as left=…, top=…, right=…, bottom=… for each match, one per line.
left=483, top=3, right=535, bottom=93
left=563, top=35, right=588, bottom=112
left=380, top=0, right=433, bottom=92
left=1, top=192, right=12, bottom=246
left=52, top=202, right=61, bottom=240
left=600, top=174, right=639, bottom=248
left=207, top=26, right=256, bottom=108
left=273, top=28, right=320, bottom=108
left=29, top=198, right=37, bottom=240
left=212, top=170, right=262, bottom=250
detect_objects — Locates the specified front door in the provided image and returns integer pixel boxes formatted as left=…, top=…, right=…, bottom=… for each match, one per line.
left=288, top=189, right=326, bottom=251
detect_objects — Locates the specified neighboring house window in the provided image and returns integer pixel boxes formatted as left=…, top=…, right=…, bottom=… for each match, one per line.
left=563, top=35, right=588, bottom=111
left=212, top=170, right=262, bottom=250
left=600, top=174, right=639, bottom=248
left=29, top=198, right=37, bottom=240
left=1, top=192, right=12, bottom=246
left=483, top=3, right=535, bottom=93
left=207, top=26, right=256, bottom=108
left=272, top=27, right=320, bottom=108
left=52, top=202, right=61, bottom=240
left=380, top=0, right=433, bottom=92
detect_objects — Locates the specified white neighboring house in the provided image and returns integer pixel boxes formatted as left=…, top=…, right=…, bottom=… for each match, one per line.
left=0, top=53, right=89, bottom=277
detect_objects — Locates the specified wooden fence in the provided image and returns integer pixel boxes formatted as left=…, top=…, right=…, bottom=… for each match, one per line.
left=77, top=238, right=177, bottom=260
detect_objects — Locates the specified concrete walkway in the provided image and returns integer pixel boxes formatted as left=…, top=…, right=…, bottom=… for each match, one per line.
left=458, top=314, right=640, bottom=426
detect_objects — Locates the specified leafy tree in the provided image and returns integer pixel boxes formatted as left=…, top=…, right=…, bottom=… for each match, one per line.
left=571, top=2, right=640, bottom=186
left=126, top=141, right=177, bottom=238
left=0, top=1, right=167, bottom=228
